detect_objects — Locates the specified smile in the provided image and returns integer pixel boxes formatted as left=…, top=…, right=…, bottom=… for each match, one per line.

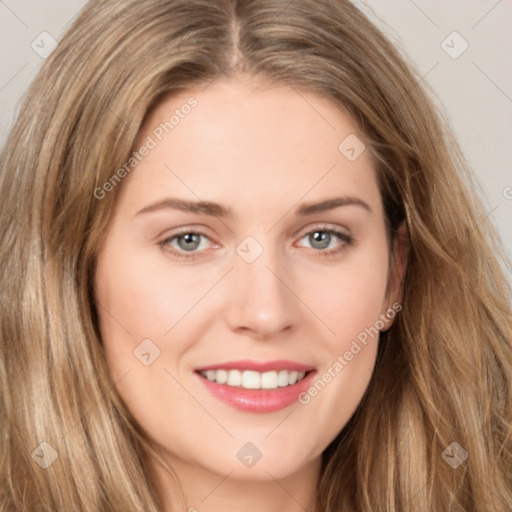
left=198, top=369, right=308, bottom=390
left=194, top=360, right=317, bottom=413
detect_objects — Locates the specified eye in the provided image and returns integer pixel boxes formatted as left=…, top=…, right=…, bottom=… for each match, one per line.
left=159, top=229, right=214, bottom=259
left=159, top=226, right=353, bottom=261
left=296, top=226, right=353, bottom=257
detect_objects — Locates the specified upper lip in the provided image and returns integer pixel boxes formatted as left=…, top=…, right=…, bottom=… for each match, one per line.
left=195, top=359, right=315, bottom=373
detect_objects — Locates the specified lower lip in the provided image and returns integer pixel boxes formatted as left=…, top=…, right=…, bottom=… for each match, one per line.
left=194, top=371, right=317, bottom=413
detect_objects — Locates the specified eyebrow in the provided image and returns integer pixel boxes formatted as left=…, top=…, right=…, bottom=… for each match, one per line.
left=135, top=195, right=372, bottom=217
left=297, top=196, right=372, bottom=215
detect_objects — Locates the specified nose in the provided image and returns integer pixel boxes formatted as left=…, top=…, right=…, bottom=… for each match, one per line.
left=224, top=247, right=301, bottom=340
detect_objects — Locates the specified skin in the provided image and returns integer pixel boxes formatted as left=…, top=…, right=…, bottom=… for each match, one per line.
left=94, top=75, right=406, bottom=512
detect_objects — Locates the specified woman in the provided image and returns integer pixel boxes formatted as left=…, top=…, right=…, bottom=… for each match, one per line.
left=1, top=0, right=510, bottom=510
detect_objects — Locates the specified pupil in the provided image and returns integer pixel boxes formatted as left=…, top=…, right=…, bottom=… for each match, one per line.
left=178, top=233, right=200, bottom=251
left=310, top=231, right=330, bottom=249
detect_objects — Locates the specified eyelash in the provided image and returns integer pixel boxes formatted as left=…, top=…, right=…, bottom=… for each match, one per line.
left=159, top=225, right=353, bottom=260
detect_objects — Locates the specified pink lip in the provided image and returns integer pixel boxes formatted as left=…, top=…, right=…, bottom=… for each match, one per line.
left=195, top=359, right=315, bottom=372
left=193, top=361, right=317, bottom=413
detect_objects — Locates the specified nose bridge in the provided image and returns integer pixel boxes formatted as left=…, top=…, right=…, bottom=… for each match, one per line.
left=224, top=237, right=300, bottom=338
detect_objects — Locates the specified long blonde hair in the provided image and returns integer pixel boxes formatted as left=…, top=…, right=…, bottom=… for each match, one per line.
left=1, top=0, right=511, bottom=510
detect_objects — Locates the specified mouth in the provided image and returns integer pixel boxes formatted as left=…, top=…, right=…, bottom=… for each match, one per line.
left=197, top=368, right=310, bottom=390
left=193, top=360, right=316, bottom=413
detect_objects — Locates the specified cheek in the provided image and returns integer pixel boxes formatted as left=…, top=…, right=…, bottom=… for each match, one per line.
left=94, top=246, right=195, bottom=427
left=94, top=243, right=228, bottom=399
left=307, top=243, right=390, bottom=346
left=95, top=244, right=219, bottom=341
left=295, top=242, right=389, bottom=444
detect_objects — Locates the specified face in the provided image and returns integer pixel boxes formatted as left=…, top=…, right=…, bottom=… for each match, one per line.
left=94, top=76, right=403, bottom=486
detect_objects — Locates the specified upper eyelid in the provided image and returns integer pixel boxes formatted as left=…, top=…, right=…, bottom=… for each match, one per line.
left=297, top=222, right=349, bottom=234
left=163, top=222, right=350, bottom=239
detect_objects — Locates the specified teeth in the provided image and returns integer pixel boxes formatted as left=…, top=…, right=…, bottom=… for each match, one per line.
left=227, top=369, right=242, bottom=386
left=288, top=371, right=298, bottom=385
left=216, top=369, right=228, bottom=384
left=199, top=369, right=307, bottom=390
left=261, top=371, right=277, bottom=389
left=277, top=369, right=289, bottom=387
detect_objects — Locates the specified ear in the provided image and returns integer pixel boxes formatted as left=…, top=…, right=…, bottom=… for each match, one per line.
left=380, top=221, right=408, bottom=330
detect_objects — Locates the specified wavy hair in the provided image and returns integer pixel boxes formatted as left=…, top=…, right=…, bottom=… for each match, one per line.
left=1, top=0, right=511, bottom=510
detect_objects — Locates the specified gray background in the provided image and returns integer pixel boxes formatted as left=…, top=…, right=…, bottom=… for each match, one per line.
left=1, top=0, right=511, bottom=274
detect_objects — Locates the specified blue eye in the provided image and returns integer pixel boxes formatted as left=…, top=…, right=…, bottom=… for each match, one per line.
left=297, top=228, right=353, bottom=256
left=160, top=230, right=213, bottom=259
left=160, top=226, right=353, bottom=260
left=174, top=232, right=203, bottom=251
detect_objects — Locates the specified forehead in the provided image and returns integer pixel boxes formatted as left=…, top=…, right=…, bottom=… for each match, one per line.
left=120, top=77, right=381, bottom=217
